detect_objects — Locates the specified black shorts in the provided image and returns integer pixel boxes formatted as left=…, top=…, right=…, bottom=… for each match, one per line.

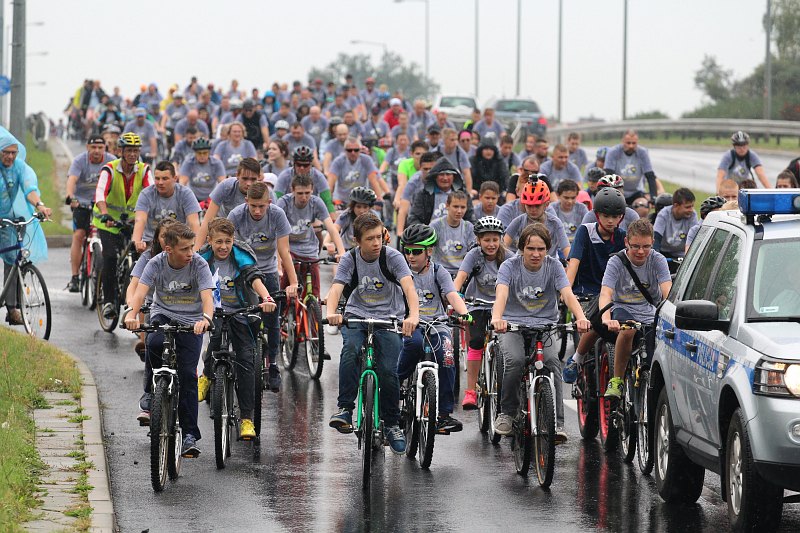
left=72, top=207, right=92, bottom=232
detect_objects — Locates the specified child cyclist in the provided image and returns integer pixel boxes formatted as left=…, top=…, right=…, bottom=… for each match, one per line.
left=504, top=180, right=570, bottom=259
left=397, top=224, right=472, bottom=434
left=472, top=181, right=501, bottom=220
left=326, top=213, right=419, bottom=455
left=325, top=186, right=379, bottom=253
left=601, top=219, right=672, bottom=399
left=125, top=223, right=214, bottom=458
left=491, top=223, right=591, bottom=443
left=454, top=216, right=506, bottom=410
left=551, top=179, right=588, bottom=244
left=196, top=218, right=277, bottom=440
left=430, top=190, right=475, bottom=278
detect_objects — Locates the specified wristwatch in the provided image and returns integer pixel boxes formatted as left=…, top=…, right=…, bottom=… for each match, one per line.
left=35, top=201, right=45, bottom=208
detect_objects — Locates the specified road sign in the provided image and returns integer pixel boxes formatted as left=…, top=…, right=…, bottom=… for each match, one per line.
left=0, top=76, right=10, bottom=96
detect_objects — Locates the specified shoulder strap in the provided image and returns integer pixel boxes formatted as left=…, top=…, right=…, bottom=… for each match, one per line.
left=341, top=248, right=360, bottom=303
left=432, top=262, right=443, bottom=299
left=378, top=246, right=399, bottom=286
left=615, top=250, right=656, bottom=306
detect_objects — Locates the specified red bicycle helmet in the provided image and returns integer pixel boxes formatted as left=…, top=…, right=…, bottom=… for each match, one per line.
left=520, top=180, right=550, bottom=206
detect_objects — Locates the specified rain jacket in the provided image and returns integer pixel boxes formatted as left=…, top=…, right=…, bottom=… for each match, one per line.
left=408, top=158, right=474, bottom=225
left=469, top=141, right=508, bottom=195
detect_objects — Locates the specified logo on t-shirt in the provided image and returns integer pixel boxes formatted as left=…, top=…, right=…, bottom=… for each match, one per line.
left=291, top=218, right=312, bottom=236
left=360, top=276, right=385, bottom=292
left=621, top=163, right=638, bottom=177
left=166, top=280, right=192, bottom=293
left=521, top=286, right=544, bottom=300
left=432, top=202, right=447, bottom=219
left=252, top=232, right=271, bottom=243
left=568, top=223, right=577, bottom=233
left=343, top=170, right=361, bottom=185
left=417, top=288, right=436, bottom=304
left=157, top=208, right=178, bottom=221
left=227, top=153, right=244, bottom=167
left=192, top=172, right=211, bottom=184
left=220, top=276, right=234, bottom=289
left=441, top=239, right=465, bottom=254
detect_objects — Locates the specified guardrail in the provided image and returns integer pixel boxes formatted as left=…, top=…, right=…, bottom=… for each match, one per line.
left=547, top=119, right=800, bottom=147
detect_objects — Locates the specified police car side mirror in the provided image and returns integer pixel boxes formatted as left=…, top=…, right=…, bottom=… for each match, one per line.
left=675, top=300, right=730, bottom=334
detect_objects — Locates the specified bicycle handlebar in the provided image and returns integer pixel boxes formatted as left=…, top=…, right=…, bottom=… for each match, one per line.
left=322, top=316, right=401, bottom=330
left=464, top=297, right=495, bottom=306
left=213, top=304, right=264, bottom=318
left=292, top=257, right=337, bottom=266
left=0, top=212, right=46, bottom=228
left=129, top=323, right=199, bottom=334
left=489, top=322, right=575, bottom=334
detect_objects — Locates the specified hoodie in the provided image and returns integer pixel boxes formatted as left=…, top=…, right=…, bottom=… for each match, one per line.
left=198, top=240, right=265, bottom=308
left=469, top=141, right=508, bottom=195
left=408, top=158, right=474, bottom=225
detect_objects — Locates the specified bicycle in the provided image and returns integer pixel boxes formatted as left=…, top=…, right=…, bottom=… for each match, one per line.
left=446, top=303, right=468, bottom=396
left=557, top=294, right=593, bottom=361
left=279, top=258, right=329, bottom=379
left=463, top=297, right=500, bottom=440
left=253, top=290, right=284, bottom=438
left=493, top=322, right=573, bottom=487
left=321, top=316, right=401, bottom=491
left=0, top=213, right=51, bottom=339
left=72, top=202, right=101, bottom=309
left=95, top=213, right=136, bottom=332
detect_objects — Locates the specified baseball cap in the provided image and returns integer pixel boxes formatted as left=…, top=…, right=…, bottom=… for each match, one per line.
left=427, top=125, right=441, bottom=134
left=390, top=98, right=402, bottom=106
left=87, top=134, right=105, bottom=145
left=134, top=107, right=147, bottom=117
left=263, top=173, right=278, bottom=188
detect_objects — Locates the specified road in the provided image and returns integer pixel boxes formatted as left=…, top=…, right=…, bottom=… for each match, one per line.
left=32, top=247, right=800, bottom=532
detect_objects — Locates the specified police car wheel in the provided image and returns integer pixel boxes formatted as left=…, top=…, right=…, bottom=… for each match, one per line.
left=653, top=388, right=704, bottom=503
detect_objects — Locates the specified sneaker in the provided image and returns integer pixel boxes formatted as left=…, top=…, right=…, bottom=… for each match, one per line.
left=324, top=324, right=339, bottom=336
left=323, top=350, right=332, bottom=360
left=555, top=425, right=568, bottom=445
left=135, top=341, right=146, bottom=362
left=102, top=302, right=116, bottom=321
left=139, top=392, right=152, bottom=412
left=462, top=389, right=478, bottom=411
left=137, top=410, right=150, bottom=426
left=562, top=356, right=578, bottom=384
left=329, top=408, right=353, bottom=434
left=494, top=413, right=513, bottom=436
left=68, top=275, right=80, bottom=293
left=437, top=415, right=463, bottom=434
left=197, top=375, right=211, bottom=402
left=604, top=377, right=623, bottom=399
left=5, top=308, right=23, bottom=325
left=268, top=364, right=281, bottom=393
left=181, top=435, right=201, bottom=458
left=240, top=419, right=256, bottom=440
left=384, top=425, right=406, bottom=455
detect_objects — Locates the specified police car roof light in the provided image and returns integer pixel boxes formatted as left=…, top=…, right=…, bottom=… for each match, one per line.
left=738, top=189, right=800, bottom=218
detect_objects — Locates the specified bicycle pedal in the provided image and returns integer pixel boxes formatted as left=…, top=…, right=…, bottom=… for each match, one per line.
left=436, top=428, right=451, bottom=436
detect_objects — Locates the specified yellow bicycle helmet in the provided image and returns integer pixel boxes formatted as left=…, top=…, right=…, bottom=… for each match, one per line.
left=119, top=132, right=143, bottom=148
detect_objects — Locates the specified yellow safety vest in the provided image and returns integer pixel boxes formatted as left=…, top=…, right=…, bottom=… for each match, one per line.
left=92, top=159, right=148, bottom=234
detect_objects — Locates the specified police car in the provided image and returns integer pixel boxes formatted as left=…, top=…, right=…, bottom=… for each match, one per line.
left=650, top=189, right=800, bottom=532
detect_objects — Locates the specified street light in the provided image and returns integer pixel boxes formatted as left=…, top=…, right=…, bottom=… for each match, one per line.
left=394, top=0, right=429, bottom=79
left=622, top=0, right=628, bottom=120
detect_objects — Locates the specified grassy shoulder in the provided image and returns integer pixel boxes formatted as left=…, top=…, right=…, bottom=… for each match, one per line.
left=24, top=134, right=70, bottom=237
left=0, top=328, right=81, bottom=529
left=583, top=133, right=800, bottom=152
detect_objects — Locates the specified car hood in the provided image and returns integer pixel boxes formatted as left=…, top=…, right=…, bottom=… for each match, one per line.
left=739, top=322, right=800, bottom=360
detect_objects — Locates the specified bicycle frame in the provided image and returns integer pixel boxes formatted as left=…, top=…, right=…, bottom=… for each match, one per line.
left=528, top=338, right=558, bottom=439
left=356, top=329, right=381, bottom=436
left=0, top=217, right=35, bottom=307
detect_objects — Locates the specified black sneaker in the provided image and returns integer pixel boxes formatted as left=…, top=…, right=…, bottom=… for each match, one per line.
left=437, top=415, right=463, bottom=434
left=68, top=275, right=80, bottom=293
left=268, top=364, right=281, bottom=393
left=181, top=435, right=201, bottom=458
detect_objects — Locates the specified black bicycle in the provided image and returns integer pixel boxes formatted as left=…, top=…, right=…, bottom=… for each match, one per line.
left=96, top=213, right=135, bottom=332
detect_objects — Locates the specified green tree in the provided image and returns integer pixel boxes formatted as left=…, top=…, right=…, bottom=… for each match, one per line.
left=694, top=55, right=733, bottom=103
left=629, top=110, right=670, bottom=120
left=768, top=0, right=800, bottom=61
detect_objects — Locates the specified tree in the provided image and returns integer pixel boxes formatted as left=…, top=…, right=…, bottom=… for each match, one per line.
left=768, top=0, right=800, bottom=62
left=308, top=52, right=440, bottom=101
left=693, top=55, right=733, bottom=103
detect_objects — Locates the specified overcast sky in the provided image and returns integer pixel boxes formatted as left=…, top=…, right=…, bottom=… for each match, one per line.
left=16, top=0, right=771, bottom=124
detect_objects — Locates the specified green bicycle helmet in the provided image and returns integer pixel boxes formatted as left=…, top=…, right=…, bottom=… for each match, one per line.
left=192, top=137, right=212, bottom=151
left=401, top=224, right=437, bottom=248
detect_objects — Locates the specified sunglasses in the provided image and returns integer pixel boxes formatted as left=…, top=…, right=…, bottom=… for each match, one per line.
left=403, top=247, right=426, bottom=256
left=346, top=148, right=361, bottom=153
left=294, top=162, right=311, bottom=168
left=632, top=203, right=649, bottom=209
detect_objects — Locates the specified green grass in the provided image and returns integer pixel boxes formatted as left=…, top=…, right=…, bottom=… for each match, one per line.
left=584, top=132, right=800, bottom=152
left=0, top=328, right=81, bottom=529
left=24, top=134, right=70, bottom=237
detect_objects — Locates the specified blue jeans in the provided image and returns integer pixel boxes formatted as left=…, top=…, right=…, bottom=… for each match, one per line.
left=262, top=272, right=280, bottom=365
left=337, top=321, right=403, bottom=426
left=145, top=315, right=204, bottom=440
left=397, top=328, right=455, bottom=415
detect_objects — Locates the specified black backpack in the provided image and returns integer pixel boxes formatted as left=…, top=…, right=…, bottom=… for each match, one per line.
left=727, top=149, right=754, bottom=179
left=341, top=247, right=408, bottom=315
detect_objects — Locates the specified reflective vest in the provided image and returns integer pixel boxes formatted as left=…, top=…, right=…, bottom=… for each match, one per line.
left=92, top=159, right=148, bottom=234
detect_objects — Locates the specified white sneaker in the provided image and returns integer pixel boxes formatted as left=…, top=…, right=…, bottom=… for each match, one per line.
left=324, top=324, right=339, bottom=336
left=494, top=413, right=514, bottom=436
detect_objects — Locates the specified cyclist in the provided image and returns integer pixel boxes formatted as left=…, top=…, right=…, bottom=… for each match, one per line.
left=125, top=222, right=214, bottom=458
left=394, top=140, right=428, bottom=210
left=539, top=144, right=582, bottom=190
left=604, top=129, right=659, bottom=205
left=326, top=187, right=379, bottom=253
left=132, top=161, right=201, bottom=253
left=504, top=180, right=570, bottom=259
left=472, top=181, right=500, bottom=219
left=276, top=173, right=346, bottom=297
left=469, top=140, right=507, bottom=199
left=430, top=191, right=475, bottom=278
left=472, top=108, right=505, bottom=140
left=601, top=218, right=671, bottom=399
left=397, top=223, right=472, bottom=434
left=227, top=181, right=298, bottom=392
left=326, top=213, right=419, bottom=455
left=327, top=137, right=389, bottom=204
left=454, top=216, right=506, bottom=410
left=566, top=132, right=588, bottom=173
left=435, top=128, right=473, bottom=191
left=491, top=223, right=591, bottom=442
left=580, top=174, right=640, bottom=231
left=321, top=123, right=349, bottom=175
left=274, top=146, right=335, bottom=218
left=584, top=147, right=607, bottom=178
left=686, top=195, right=725, bottom=251
left=174, top=109, right=210, bottom=141
left=408, top=158, right=474, bottom=226
left=239, top=99, right=269, bottom=153
left=653, top=187, right=697, bottom=259
left=178, top=137, right=226, bottom=203
left=283, top=123, right=318, bottom=165
left=213, top=122, right=257, bottom=176
left=169, top=126, right=199, bottom=166
left=499, top=135, right=521, bottom=176
left=550, top=179, right=588, bottom=244
left=717, top=178, right=740, bottom=203
left=94, top=132, right=152, bottom=322
left=716, top=131, right=771, bottom=190
left=300, top=106, right=329, bottom=149
left=517, top=133, right=537, bottom=161
left=122, top=108, right=158, bottom=164
left=562, top=188, right=627, bottom=383
left=196, top=218, right=277, bottom=440
left=585, top=166, right=604, bottom=199
left=65, top=134, right=115, bottom=292
left=390, top=112, right=417, bottom=142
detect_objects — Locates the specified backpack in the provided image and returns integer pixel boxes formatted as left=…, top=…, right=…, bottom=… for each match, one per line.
left=727, top=149, right=754, bottom=179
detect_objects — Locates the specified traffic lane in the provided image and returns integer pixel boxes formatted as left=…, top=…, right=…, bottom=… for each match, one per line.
left=37, top=250, right=800, bottom=531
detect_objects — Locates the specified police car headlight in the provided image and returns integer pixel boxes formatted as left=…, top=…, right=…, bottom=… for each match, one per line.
left=754, top=359, right=800, bottom=398
left=784, top=365, right=800, bottom=397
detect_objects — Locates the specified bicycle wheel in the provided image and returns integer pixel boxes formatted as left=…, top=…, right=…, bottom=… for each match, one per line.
left=637, top=369, right=654, bottom=475
left=403, top=378, right=419, bottom=459
left=88, top=243, right=101, bottom=311
left=598, top=343, right=619, bottom=452
left=576, top=360, right=599, bottom=440
left=166, top=390, right=182, bottom=481
left=418, top=371, right=437, bottom=469
left=213, top=364, right=230, bottom=469
left=620, top=370, right=637, bottom=463
left=150, top=380, right=170, bottom=492
left=253, top=342, right=264, bottom=441
left=489, top=344, right=503, bottom=445
left=361, top=373, right=376, bottom=491
left=533, top=378, right=556, bottom=488
left=513, top=379, right=532, bottom=476
left=452, top=325, right=461, bottom=396
left=19, top=263, right=51, bottom=340
left=305, top=298, right=324, bottom=379
left=558, top=307, right=569, bottom=360
left=226, top=373, right=238, bottom=458
left=279, top=305, right=298, bottom=370
left=95, top=273, right=119, bottom=332
left=80, top=243, right=90, bottom=306
left=477, top=352, right=490, bottom=433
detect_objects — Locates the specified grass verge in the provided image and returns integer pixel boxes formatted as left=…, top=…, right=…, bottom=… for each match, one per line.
left=24, top=133, right=70, bottom=237
left=0, top=328, right=81, bottom=529
left=583, top=133, right=800, bottom=152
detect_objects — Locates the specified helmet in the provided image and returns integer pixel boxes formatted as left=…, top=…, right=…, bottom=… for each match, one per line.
left=292, top=145, right=314, bottom=163
left=586, top=167, right=606, bottom=182
left=700, top=195, right=726, bottom=218
left=118, top=132, right=142, bottom=148
left=401, top=224, right=438, bottom=248
left=597, top=174, right=624, bottom=189
left=520, top=180, right=550, bottom=206
left=654, top=193, right=673, bottom=210
left=192, top=137, right=212, bottom=151
left=596, top=147, right=608, bottom=160
left=274, top=119, right=290, bottom=131
left=350, top=186, right=377, bottom=206
left=474, top=216, right=505, bottom=236
left=593, top=188, right=626, bottom=216
left=731, top=131, right=750, bottom=145
left=329, top=116, right=343, bottom=126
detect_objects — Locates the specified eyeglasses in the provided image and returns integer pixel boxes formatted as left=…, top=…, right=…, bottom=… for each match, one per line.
left=628, top=244, right=652, bottom=251
left=1, top=149, right=18, bottom=156
left=346, top=148, right=361, bottom=153
left=403, top=247, right=426, bottom=256
left=294, top=162, right=311, bottom=168
left=632, top=203, right=649, bottom=209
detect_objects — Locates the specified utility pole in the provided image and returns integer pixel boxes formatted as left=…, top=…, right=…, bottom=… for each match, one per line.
left=515, top=0, right=521, bottom=95
left=9, top=0, right=24, bottom=141
left=0, top=4, right=5, bottom=128
left=764, top=0, right=772, bottom=120
left=622, top=0, right=628, bottom=120
left=424, top=0, right=430, bottom=80
left=474, top=0, right=478, bottom=97
left=557, top=0, right=563, bottom=123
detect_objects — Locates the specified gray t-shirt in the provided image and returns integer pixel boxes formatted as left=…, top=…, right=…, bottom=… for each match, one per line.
left=300, top=116, right=329, bottom=146
left=209, top=177, right=247, bottom=217
left=497, top=199, right=524, bottom=228
left=211, top=256, right=241, bottom=312
left=282, top=133, right=317, bottom=156
left=135, top=184, right=201, bottom=242
left=321, top=139, right=344, bottom=161
left=430, top=217, right=475, bottom=276
left=335, top=209, right=382, bottom=250
left=390, top=124, right=418, bottom=141
left=329, top=154, right=378, bottom=202
left=165, top=103, right=188, bottom=128
left=459, top=246, right=499, bottom=310
left=569, top=148, right=588, bottom=170
left=227, top=203, right=291, bottom=274
left=539, top=159, right=583, bottom=188
left=274, top=168, right=330, bottom=197
left=170, top=140, right=193, bottom=166
left=139, top=251, right=215, bottom=326
left=178, top=156, right=226, bottom=202
left=473, top=203, right=499, bottom=220
left=402, top=174, right=424, bottom=201
left=717, top=149, right=762, bottom=185
left=414, top=264, right=456, bottom=324
left=581, top=207, right=640, bottom=232
left=333, top=247, right=412, bottom=319
left=604, top=145, right=654, bottom=198
left=68, top=152, right=116, bottom=204
left=431, top=191, right=450, bottom=221
left=473, top=120, right=504, bottom=141
left=363, top=120, right=389, bottom=140
left=213, top=140, right=258, bottom=175
left=550, top=201, right=589, bottom=243
left=497, top=254, right=569, bottom=327
left=686, top=223, right=701, bottom=249
left=437, top=146, right=472, bottom=173
left=270, top=111, right=298, bottom=125
left=653, top=206, right=699, bottom=257
left=602, top=251, right=670, bottom=323
left=276, top=194, right=329, bottom=257
left=506, top=211, right=570, bottom=257
left=174, top=118, right=210, bottom=138
left=123, top=120, right=158, bottom=156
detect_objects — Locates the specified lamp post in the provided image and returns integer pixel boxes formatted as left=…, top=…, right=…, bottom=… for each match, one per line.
left=622, top=0, right=628, bottom=120
left=9, top=0, right=25, bottom=140
left=474, top=0, right=478, bottom=97
left=394, top=0, right=430, bottom=79
left=764, top=0, right=772, bottom=120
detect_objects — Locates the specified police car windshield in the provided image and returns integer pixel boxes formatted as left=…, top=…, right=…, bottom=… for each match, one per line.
left=749, top=238, right=800, bottom=320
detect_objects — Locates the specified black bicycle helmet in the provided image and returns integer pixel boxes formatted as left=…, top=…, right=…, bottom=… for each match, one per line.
left=654, top=193, right=673, bottom=212
left=593, top=187, right=626, bottom=216
left=473, top=216, right=505, bottom=236
left=401, top=224, right=437, bottom=248
left=292, top=145, right=314, bottom=163
left=700, top=195, right=726, bottom=218
left=350, top=186, right=377, bottom=206
left=586, top=167, right=607, bottom=182
left=192, top=137, right=212, bottom=151
left=329, top=116, right=343, bottom=126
